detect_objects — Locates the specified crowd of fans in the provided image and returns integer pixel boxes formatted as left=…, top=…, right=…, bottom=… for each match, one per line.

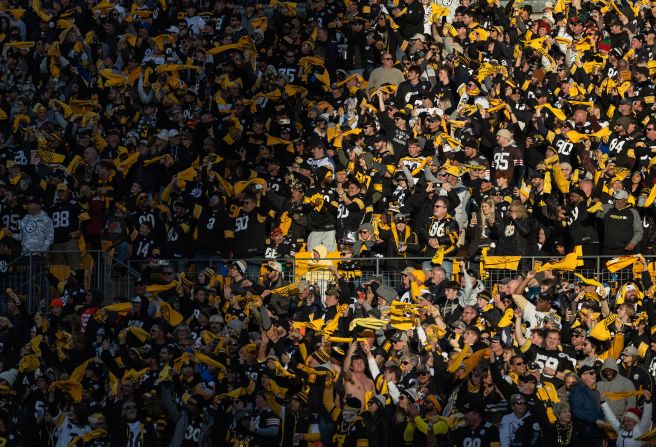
left=2, top=0, right=656, bottom=446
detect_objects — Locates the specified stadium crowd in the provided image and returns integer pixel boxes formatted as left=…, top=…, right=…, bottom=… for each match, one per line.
left=2, top=0, right=656, bottom=445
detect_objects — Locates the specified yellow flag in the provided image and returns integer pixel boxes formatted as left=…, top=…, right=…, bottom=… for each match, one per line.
left=284, top=84, right=308, bottom=97
left=431, top=246, right=445, bottom=266
left=589, top=314, right=617, bottom=341
left=70, top=358, right=95, bottom=382
left=146, top=279, right=180, bottom=293
left=349, top=318, right=388, bottom=332
left=270, top=282, right=299, bottom=297
left=537, top=104, right=567, bottom=122
left=251, top=16, right=268, bottom=32
left=30, top=0, right=52, bottom=21
left=19, top=353, right=40, bottom=372
left=606, top=256, right=639, bottom=273
left=155, top=64, right=201, bottom=74
left=574, top=273, right=603, bottom=289
left=177, top=166, right=197, bottom=182
left=447, top=345, right=470, bottom=373
left=159, top=301, right=183, bottom=327
left=102, top=302, right=132, bottom=315
left=316, top=67, right=331, bottom=92
left=194, top=351, right=227, bottom=372
left=483, top=255, right=521, bottom=270
left=643, top=186, right=656, bottom=208
left=99, top=69, right=128, bottom=87
left=52, top=380, right=83, bottom=401
left=535, top=245, right=583, bottom=272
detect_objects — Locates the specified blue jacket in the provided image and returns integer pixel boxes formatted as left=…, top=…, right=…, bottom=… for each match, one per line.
left=569, top=382, right=604, bottom=423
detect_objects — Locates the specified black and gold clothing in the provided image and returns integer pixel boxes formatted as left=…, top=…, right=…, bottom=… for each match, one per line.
left=195, top=208, right=229, bottom=257
left=165, top=213, right=195, bottom=259
left=227, top=207, right=271, bottom=258
left=49, top=201, right=86, bottom=243
left=419, top=214, right=459, bottom=258
left=335, top=193, right=366, bottom=240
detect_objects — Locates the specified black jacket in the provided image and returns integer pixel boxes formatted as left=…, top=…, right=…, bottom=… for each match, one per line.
left=396, top=0, right=424, bottom=40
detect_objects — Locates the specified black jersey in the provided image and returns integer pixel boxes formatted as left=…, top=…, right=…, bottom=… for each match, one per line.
left=0, top=204, right=23, bottom=234
left=230, top=208, right=269, bottom=258
left=195, top=209, right=228, bottom=256
left=49, top=201, right=83, bottom=243
left=451, top=421, right=500, bottom=447
left=165, top=214, right=194, bottom=258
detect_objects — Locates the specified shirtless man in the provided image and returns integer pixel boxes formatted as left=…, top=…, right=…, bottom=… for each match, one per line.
left=343, top=342, right=375, bottom=410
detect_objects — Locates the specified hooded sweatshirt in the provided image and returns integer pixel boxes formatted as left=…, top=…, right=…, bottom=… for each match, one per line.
left=15, top=210, right=54, bottom=254
left=596, top=357, right=636, bottom=418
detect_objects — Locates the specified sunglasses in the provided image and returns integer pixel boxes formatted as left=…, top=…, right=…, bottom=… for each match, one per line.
left=418, top=371, right=429, bottom=376
left=512, top=362, right=525, bottom=366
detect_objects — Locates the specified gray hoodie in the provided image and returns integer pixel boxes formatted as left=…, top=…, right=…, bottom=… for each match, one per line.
left=14, top=211, right=54, bottom=255
left=596, top=357, right=636, bottom=418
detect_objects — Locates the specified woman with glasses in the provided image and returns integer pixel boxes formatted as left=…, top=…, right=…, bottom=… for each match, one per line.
left=601, top=390, right=653, bottom=447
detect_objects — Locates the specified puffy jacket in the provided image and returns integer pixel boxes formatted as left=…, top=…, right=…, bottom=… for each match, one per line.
left=569, top=381, right=604, bottom=423
left=596, top=357, right=636, bottom=418
left=14, top=211, right=54, bottom=255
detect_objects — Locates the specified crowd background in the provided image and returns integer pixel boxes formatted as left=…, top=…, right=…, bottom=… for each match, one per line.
left=2, top=0, right=656, bottom=446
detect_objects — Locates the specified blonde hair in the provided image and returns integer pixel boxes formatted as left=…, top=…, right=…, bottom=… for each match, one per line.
left=509, top=200, right=529, bottom=220
left=481, top=198, right=495, bottom=226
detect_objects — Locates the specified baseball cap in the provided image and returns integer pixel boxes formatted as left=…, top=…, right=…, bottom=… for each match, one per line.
left=621, top=346, right=639, bottom=357
left=265, top=260, right=283, bottom=273
left=510, top=394, right=527, bottom=404
left=578, top=364, right=596, bottom=375
left=410, top=33, right=427, bottom=42
left=614, top=190, right=629, bottom=200
left=519, top=374, right=537, bottom=384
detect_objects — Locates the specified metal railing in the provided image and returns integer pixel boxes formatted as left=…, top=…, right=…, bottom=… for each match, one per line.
left=126, top=255, right=650, bottom=294
left=1, top=251, right=141, bottom=313
left=3, top=252, right=650, bottom=310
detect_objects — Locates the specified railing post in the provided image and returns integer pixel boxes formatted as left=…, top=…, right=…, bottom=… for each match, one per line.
left=375, top=257, right=380, bottom=278
left=597, top=256, right=600, bottom=282
left=28, top=253, right=33, bottom=312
